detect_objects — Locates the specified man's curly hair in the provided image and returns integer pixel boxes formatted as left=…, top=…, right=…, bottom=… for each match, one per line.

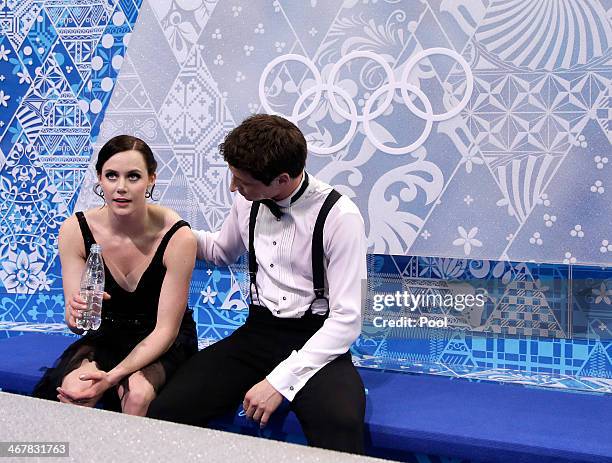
left=219, top=114, right=307, bottom=185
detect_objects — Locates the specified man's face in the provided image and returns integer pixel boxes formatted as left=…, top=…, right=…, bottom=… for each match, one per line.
left=229, top=165, right=280, bottom=201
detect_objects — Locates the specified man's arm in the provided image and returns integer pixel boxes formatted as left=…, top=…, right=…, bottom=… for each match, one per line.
left=193, top=196, right=247, bottom=265
left=264, top=207, right=366, bottom=400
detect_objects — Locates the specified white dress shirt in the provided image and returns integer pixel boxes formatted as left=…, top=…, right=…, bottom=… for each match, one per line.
left=194, top=173, right=367, bottom=400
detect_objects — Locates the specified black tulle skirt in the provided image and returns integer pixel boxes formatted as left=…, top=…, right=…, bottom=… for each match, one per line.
left=32, top=311, right=198, bottom=411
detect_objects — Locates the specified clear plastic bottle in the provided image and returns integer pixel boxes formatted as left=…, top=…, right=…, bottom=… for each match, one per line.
left=77, top=244, right=105, bottom=331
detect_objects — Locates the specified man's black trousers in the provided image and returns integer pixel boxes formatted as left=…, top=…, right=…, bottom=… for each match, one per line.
left=147, top=304, right=366, bottom=454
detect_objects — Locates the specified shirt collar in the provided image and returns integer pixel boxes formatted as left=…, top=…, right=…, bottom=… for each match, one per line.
left=277, top=171, right=308, bottom=208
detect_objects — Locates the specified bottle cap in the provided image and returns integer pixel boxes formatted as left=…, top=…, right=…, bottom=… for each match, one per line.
left=90, top=244, right=102, bottom=253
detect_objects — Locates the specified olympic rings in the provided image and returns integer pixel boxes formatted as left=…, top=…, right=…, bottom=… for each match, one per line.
left=293, top=84, right=358, bottom=155
left=400, top=47, right=474, bottom=122
left=327, top=50, right=396, bottom=123
left=363, top=82, right=433, bottom=155
left=259, top=54, right=323, bottom=122
left=258, top=48, right=473, bottom=155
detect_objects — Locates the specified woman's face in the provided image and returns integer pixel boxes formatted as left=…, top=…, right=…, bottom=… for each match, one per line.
left=98, top=150, right=155, bottom=214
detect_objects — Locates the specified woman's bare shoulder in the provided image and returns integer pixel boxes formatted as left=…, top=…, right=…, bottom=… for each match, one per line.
left=149, top=204, right=184, bottom=226
left=58, top=213, right=87, bottom=256
left=59, top=213, right=79, bottom=235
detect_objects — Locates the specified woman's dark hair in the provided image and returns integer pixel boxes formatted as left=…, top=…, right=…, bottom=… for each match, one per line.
left=95, top=135, right=157, bottom=175
left=219, top=114, right=307, bottom=185
left=94, top=135, right=158, bottom=201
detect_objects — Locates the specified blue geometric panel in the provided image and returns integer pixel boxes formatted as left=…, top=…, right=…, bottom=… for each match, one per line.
left=45, top=0, right=114, bottom=81
left=0, top=34, right=31, bottom=142
left=15, top=7, right=59, bottom=79
left=0, top=141, right=68, bottom=293
left=0, top=0, right=44, bottom=52
left=76, top=1, right=142, bottom=140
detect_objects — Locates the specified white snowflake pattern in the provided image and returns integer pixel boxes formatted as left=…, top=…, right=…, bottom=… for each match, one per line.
left=590, top=180, right=604, bottom=194
left=201, top=286, right=218, bottom=304
left=459, top=147, right=484, bottom=173
left=0, top=44, right=10, bottom=61
left=600, top=240, right=612, bottom=253
left=529, top=232, right=543, bottom=245
left=254, top=23, right=265, bottom=34
left=420, top=230, right=431, bottom=240
left=570, top=225, right=584, bottom=238
left=452, top=226, right=482, bottom=256
left=592, top=282, right=612, bottom=305
left=594, top=155, right=609, bottom=169
left=572, top=134, right=587, bottom=148
left=562, top=252, right=576, bottom=264
left=543, top=213, right=557, bottom=227
left=536, top=193, right=551, bottom=207
left=0, top=250, right=47, bottom=293
left=243, top=44, right=254, bottom=56
left=0, top=90, right=10, bottom=107
left=463, top=195, right=474, bottom=205
left=17, top=69, right=31, bottom=85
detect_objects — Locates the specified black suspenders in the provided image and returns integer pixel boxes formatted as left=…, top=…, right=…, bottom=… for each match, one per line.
left=311, top=189, right=342, bottom=300
left=248, top=201, right=262, bottom=304
left=248, top=189, right=342, bottom=310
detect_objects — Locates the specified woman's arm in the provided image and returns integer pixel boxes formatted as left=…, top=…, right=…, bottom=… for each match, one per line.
left=57, top=216, right=86, bottom=335
left=61, top=226, right=197, bottom=399
left=107, top=226, right=197, bottom=384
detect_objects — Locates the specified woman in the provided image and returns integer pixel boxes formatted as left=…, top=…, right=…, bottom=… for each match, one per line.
left=33, top=135, right=198, bottom=416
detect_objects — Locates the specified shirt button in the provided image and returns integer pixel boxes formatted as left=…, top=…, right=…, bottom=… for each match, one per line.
left=282, top=296, right=286, bottom=301
left=276, top=217, right=281, bottom=222
left=289, top=386, right=294, bottom=391
left=270, top=263, right=274, bottom=268
left=276, top=310, right=280, bottom=314
left=272, top=241, right=277, bottom=245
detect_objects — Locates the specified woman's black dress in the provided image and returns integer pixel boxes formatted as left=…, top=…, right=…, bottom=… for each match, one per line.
left=33, top=212, right=198, bottom=410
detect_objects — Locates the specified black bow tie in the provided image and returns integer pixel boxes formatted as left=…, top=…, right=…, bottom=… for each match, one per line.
left=257, top=172, right=310, bottom=220
left=259, top=199, right=283, bottom=219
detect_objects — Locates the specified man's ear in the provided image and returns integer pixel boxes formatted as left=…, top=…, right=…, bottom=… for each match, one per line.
left=276, top=173, right=291, bottom=186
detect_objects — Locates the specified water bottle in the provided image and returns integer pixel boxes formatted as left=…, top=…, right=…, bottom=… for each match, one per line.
left=77, top=244, right=105, bottom=331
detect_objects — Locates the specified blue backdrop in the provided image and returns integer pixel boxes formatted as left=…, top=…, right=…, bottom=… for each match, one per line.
left=0, top=0, right=611, bottom=395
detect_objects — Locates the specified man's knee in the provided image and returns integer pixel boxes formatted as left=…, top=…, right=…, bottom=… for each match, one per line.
left=330, top=406, right=364, bottom=433
left=146, top=393, right=174, bottom=420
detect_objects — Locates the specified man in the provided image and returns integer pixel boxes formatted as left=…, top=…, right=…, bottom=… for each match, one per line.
left=147, top=114, right=367, bottom=453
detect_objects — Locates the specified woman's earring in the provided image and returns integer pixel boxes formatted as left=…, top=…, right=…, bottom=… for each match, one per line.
left=93, top=184, right=105, bottom=201
left=145, top=184, right=156, bottom=200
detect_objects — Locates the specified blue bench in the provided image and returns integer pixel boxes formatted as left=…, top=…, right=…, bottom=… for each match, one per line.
left=1, top=332, right=611, bottom=463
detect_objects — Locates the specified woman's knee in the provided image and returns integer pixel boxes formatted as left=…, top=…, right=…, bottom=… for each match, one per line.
left=60, top=360, right=99, bottom=392
left=121, top=372, right=157, bottom=415
left=59, top=361, right=104, bottom=407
